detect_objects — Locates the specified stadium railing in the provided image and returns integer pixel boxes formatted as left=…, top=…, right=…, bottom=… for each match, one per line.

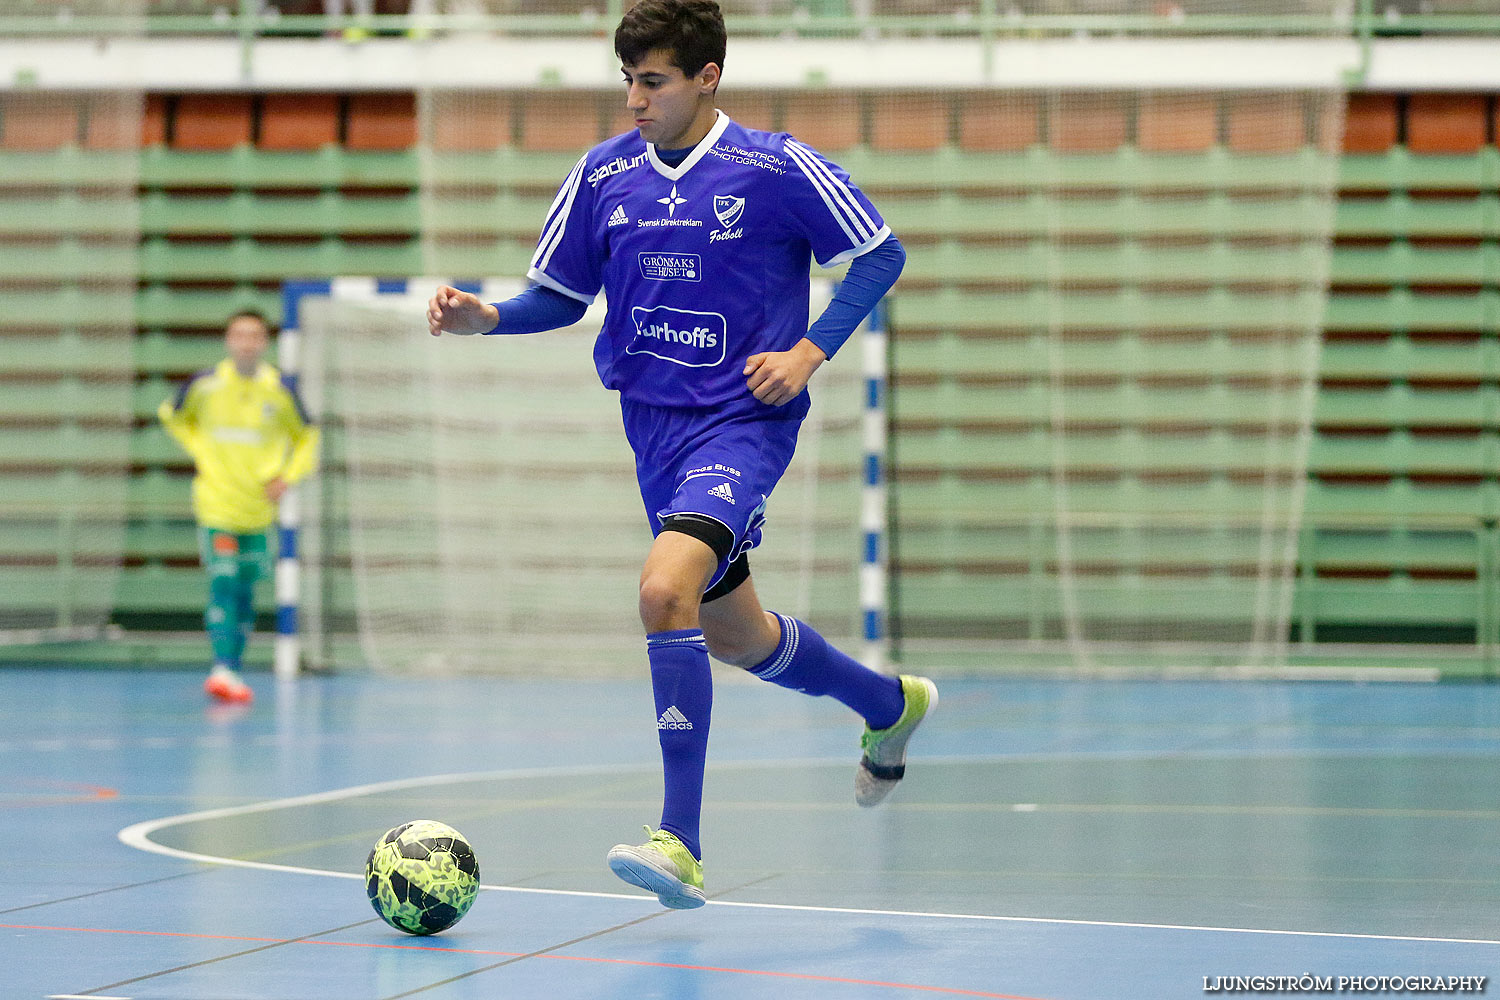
left=2, top=1, right=1498, bottom=40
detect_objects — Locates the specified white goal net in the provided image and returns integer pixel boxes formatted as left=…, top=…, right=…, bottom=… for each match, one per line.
left=881, top=8, right=1349, bottom=673
left=297, top=280, right=863, bottom=675
left=0, top=84, right=140, bottom=642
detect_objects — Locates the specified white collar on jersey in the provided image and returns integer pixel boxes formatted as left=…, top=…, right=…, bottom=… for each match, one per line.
left=646, top=109, right=730, bottom=181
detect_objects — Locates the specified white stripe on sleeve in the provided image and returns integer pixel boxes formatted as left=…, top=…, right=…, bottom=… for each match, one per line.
left=784, top=139, right=877, bottom=245
left=796, top=144, right=879, bottom=239
left=786, top=140, right=879, bottom=236
left=531, top=155, right=588, bottom=273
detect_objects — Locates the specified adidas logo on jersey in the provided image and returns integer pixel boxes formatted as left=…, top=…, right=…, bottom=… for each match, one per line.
left=707, top=482, right=735, bottom=505
left=608, top=204, right=629, bottom=227
left=658, top=705, right=693, bottom=730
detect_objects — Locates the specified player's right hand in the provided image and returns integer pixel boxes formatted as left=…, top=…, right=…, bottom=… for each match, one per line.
left=427, top=286, right=500, bottom=337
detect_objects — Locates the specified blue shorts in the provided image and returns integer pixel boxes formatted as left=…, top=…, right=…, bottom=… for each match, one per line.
left=621, top=399, right=804, bottom=594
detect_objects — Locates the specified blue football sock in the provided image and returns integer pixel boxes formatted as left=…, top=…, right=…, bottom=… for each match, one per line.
left=748, top=614, right=904, bottom=730
left=646, top=628, right=712, bottom=861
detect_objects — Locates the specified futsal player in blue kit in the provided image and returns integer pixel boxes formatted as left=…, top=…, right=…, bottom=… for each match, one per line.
left=427, top=0, right=937, bottom=910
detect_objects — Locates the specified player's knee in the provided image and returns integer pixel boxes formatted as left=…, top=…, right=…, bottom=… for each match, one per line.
left=638, top=572, right=695, bottom=632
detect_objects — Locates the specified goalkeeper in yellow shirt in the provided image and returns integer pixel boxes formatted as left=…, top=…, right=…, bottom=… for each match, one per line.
left=159, top=311, right=319, bottom=703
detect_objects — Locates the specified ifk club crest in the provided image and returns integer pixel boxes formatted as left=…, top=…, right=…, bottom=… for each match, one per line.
left=713, top=195, right=744, bottom=229
left=710, top=194, right=745, bottom=243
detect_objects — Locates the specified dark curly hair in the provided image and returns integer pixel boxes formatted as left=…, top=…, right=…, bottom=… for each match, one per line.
left=227, top=309, right=273, bottom=333
left=615, top=0, right=726, bottom=80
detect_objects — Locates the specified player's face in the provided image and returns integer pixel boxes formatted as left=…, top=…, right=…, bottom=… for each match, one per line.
left=622, top=49, right=719, bottom=150
left=225, top=316, right=269, bottom=374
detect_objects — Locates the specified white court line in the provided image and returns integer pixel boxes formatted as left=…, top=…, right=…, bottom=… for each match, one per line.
left=117, top=760, right=1500, bottom=948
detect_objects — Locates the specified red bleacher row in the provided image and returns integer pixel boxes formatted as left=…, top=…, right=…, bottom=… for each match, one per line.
left=0, top=91, right=1494, bottom=154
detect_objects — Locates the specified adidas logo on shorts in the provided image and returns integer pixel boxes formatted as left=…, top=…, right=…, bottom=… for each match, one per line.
left=658, top=705, right=693, bottom=730
left=707, top=482, right=735, bottom=504
left=608, top=204, right=629, bottom=227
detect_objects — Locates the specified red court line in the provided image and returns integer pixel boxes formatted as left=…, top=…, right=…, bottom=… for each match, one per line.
left=0, top=782, right=118, bottom=809
left=2, top=922, right=1048, bottom=1000
left=517, top=950, right=1047, bottom=998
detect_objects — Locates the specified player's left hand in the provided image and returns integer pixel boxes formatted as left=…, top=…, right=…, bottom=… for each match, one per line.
left=265, top=477, right=289, bottom=502
left=744, top=339, right=827, bottom=406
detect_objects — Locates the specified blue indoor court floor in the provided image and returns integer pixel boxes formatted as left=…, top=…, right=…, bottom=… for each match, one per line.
left=2, top=666, right=1498, bottom=1000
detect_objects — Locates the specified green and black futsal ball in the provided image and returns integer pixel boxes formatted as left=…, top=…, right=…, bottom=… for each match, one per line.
left=365, top=820, right=480, bottom=935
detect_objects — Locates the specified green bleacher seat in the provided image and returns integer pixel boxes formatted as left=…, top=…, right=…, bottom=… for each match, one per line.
left=1318, top=335, right=1498, bottom=381
left=1304, top=478, right=1499, bottom=520
left=903, top=425, right=1306, bottom=477
left=113, top=565, right=208, bottom=612
left=0, top=469, right=125, bottom=508
left=895, top=287, right=1332, bottom=334
left=139, top=146, right=420, bottom=190
left=893, top=381, right=1041, bottom=424
left=1324, top=289, right=1496, bottom=333
left=893, top=573, right=1298, bottom=633
left=0, top=148, right=140, bottom=189
left=138, top=236, right=422, bottom=283
left=0, top=239, right=136, bottom=282
left=898, top=238, right=1329, bottom=288
left=0, top=380, right=132, bottom=421
left=894, top=378, right=1305, bottom=430
left=0, top=569, right=124, bottom=614
left=839, top=145, right=1337, bottom=195
left=0, top=191, right=138, bottom=237
left=421, top=241, right=535, bottom=278
left=892, top=331, right=1046, bottom=374
left=1331, top=243, right=1491, bottom=287
left=1306, top=525, right=1479, bottom=574
left=898, top=520, right=1278, bottom=569
left=130, top=425, right=191, bottom=466
left=1315, top=384, right=1493, bottom=429
left=1308, top=429, right=1494, bottom=477
left=1336, top=147, right=1500, bottom=193
left=424, top=149, right=590, bottom=190
left=1, top=515, right=126, bottom=555
left=132, top=377, right=173, bottom=418
left=423, top=192, right=556, bottom=238
left=891, top=473, right=1052, bottom=519
left=134, top=286, right=286, bottom=327
left=0, top=289, right=134, bottom=328
left=123, top=520, right=199, bottom=560
left=140, top=189, right=422, bottom=238
left=0, top=330, right=133, bottom=374
left=882, top=191, right=1331, bottom=242
left=1293, top=578, right=1478, bottom=626
left=135, top=332, right=229, bottom=376
left=0, top=428, right=131, bottom=465
left=126, top=468, right=191, bottom=515
left=1333, top=193, right=1500, bottom=240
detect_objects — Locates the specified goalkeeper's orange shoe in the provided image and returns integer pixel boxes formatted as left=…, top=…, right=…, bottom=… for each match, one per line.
left=205, top=665, right=253, bottom=704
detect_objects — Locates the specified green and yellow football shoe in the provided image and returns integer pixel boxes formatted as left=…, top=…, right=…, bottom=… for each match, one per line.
left=855, top=675, right=938, bottom=807
left=606, top=826, right=706, bottom=910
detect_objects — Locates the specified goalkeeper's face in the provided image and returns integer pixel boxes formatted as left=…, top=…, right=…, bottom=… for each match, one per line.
left=623, top=48, right=720, bottom=150
left=225, top=315, right=269, bottom=376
